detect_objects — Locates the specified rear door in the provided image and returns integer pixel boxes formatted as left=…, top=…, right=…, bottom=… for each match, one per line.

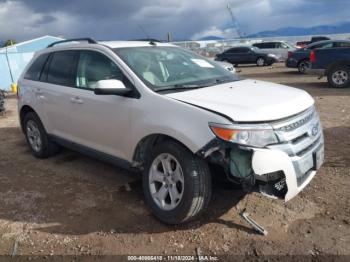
left=222, top=48, right=239, bottom=63
left=40, top=50, right=80, bottom=137
left=237, top=47, right=254, bottom=63
left=261, top=42, right=277, bottom=55
left=20, top=53, right=51, bottom=127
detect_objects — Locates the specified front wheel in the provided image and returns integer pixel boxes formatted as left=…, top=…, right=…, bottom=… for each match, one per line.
left=256, top=57, right=266, bottom=67
left=327, top=65, right=350, bottom=88
left=143, top=141, right=212, bottom=224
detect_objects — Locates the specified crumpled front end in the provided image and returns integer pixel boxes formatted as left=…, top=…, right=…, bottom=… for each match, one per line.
left=252, top=106, right=324, bottom=200
left=201, top=106, right=325, bottom=201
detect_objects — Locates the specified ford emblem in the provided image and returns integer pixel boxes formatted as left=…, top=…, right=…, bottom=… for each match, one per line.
left=311, top=124, right=319, bottom=136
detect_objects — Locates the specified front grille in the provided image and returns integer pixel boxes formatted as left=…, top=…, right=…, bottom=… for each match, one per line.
left=268, top=107, right=323, bottom=157
left=267, top=107, right=324, bottom=178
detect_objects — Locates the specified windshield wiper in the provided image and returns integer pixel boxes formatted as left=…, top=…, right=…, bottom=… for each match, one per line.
left=155, top=84, right=209, bottom=92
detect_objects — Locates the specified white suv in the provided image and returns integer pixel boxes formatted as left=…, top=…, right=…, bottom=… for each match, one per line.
left=18, top=38, right=324, bottom=224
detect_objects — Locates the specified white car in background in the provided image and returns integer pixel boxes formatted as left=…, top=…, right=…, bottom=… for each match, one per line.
left=216, top=60, right=236, bottom=73
left=18, top=38, right=324, bottom=224
left=253, top=41, right=296, bottom=61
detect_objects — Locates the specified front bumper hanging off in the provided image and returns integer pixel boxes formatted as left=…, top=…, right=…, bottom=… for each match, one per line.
left=251, top=143, right=324, bottom=201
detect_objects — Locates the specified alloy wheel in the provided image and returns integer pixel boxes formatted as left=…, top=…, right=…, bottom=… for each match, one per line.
left=149, top=153, right=184, bottom=211
left=26, top=120, right=42, bottom=152
left=332, top=70, right=349, bottom=86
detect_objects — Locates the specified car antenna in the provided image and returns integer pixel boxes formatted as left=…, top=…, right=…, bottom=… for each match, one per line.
left=138, top=24, right=156, bottom=46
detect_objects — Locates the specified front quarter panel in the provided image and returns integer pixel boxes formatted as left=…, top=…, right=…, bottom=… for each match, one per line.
left=128, top=91, right=232, bottom=161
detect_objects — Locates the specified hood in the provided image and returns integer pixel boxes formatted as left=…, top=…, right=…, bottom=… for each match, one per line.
left=165, top=79, right=314, bottom=122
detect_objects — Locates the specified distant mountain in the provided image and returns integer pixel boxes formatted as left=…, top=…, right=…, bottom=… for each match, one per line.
left=198, top=35, right=225, bottom=41
left=248, top=21, right=350, bottom=38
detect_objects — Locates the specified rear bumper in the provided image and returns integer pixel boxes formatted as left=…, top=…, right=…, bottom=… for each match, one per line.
left=251, top=135, right=324, bottom=201
left=305, top=68, right=325, bottom=76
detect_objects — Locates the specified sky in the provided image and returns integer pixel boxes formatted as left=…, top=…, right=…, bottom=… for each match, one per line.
left=0, top=0, right=349, bottom=42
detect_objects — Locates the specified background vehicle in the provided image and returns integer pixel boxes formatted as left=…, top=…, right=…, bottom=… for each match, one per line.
left=308, top=47, right=350, bottom=88
left=310, top=36, right=331, bottom=43
left=216, top=60, right=237, bottom=73
left=215, top=46, right=277, bottom=67
left=286, top=40, right=350, bottom=73
left=296, top=41, right=311, bottom=48
left=252, top=41, right=295, bottom=61
left=18, top=39, right=324, bottom=225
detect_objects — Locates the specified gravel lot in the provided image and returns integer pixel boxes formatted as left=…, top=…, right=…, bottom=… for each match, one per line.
left=0, top=63, right=349, bottom=260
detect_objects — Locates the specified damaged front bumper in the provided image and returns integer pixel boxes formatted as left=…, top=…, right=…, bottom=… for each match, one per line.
left=251, top=139, right=324, bottom=201
left=201, top=106, right=325, bottom=201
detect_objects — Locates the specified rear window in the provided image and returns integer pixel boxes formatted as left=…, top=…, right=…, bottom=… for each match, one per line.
left=24, top=53, right=49, bottom=81
left=47, top=51, right=78, bottom=86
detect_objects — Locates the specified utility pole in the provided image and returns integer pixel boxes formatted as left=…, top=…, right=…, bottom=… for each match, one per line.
left=167, top=32, right=172, bottom=42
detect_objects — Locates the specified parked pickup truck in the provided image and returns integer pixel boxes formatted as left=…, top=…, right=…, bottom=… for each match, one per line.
left=286, top=40, right=350, bottom=74
left=308, top=47, right=350, bottom=88
left=18, top=38, right=324, bottom=224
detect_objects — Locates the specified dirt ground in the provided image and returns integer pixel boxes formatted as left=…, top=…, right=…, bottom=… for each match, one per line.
left=0, top=63, right=349, bottom=260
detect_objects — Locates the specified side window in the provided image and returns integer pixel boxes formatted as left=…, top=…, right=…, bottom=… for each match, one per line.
left=24, top=53, right=50, bottom=81
left=275, top=42, right=282, bottom=48
left=309, top=44, right=322, bottom=50
left=47, top=51, right=78, bottom=86
left=320, top=43, right=333, bottom=49
left=240, top=48, right=250, bottom=53
left=76, top=51, right=124, bottom=89
left=253, top=43, right=262, bottom=48
left=261, top=43, right=274, bottom=49
left=335, top=42, right=350, bottom=48
left=280, top=43, right=289, bottom=49
left=225, top=48, right=237, bottom=54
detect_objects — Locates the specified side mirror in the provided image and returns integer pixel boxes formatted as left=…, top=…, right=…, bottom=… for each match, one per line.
left=94, top=79, right=132, bottom=96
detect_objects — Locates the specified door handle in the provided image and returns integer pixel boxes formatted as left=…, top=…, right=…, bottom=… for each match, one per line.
left=70, top=97, right=84, bottom=104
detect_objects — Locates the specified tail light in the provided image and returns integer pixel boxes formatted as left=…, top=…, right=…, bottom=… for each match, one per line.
left=288, top=51, right=293, bottom=58
left=310, top=50, right=316, bottom=63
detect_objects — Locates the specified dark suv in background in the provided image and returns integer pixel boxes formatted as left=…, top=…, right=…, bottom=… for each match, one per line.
left=215, top=46, right=277, bottom=67
left=286, top=40, right=350, bottom=73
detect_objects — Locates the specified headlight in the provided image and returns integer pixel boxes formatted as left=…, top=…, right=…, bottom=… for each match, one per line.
left=209, top=123, right=278, bottom=147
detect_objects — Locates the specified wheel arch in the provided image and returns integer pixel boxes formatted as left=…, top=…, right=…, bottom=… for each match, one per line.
left=297, top=58, right=309, bottom=66
left=326, top=60, right=350, bottom=75
left=19, top=105, right=37, bottom=132
left=132, top=133, right=194, bottom=169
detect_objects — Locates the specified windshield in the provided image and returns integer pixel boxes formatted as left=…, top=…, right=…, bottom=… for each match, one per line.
left=113, top=46, right=238, bottom=92
left=250, top=46, right=260, bottom=52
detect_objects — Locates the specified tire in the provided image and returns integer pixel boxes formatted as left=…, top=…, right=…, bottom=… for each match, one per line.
left=23, top=112, right=60, bottom=158
left=327, top=65, right=350, bottom=88
left=256, top=57, right=265, bottom=67
left=298, top=60, right=310, bottom=74
left=142, top=141, right=212, bottom=224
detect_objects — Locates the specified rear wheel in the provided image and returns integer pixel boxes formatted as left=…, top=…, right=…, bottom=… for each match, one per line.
left=298, top=60, right=310, bottom=74
left=23, top=112, right=60, bottom=158
left=327, top=65, right=350, bottom=88
left=143, top=141, right=211, bottom=224
left=256, top=57, right=265, bottom=67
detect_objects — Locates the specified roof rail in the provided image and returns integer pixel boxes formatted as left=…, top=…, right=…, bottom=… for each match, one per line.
left=47, top=38, right=97, bottom=48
